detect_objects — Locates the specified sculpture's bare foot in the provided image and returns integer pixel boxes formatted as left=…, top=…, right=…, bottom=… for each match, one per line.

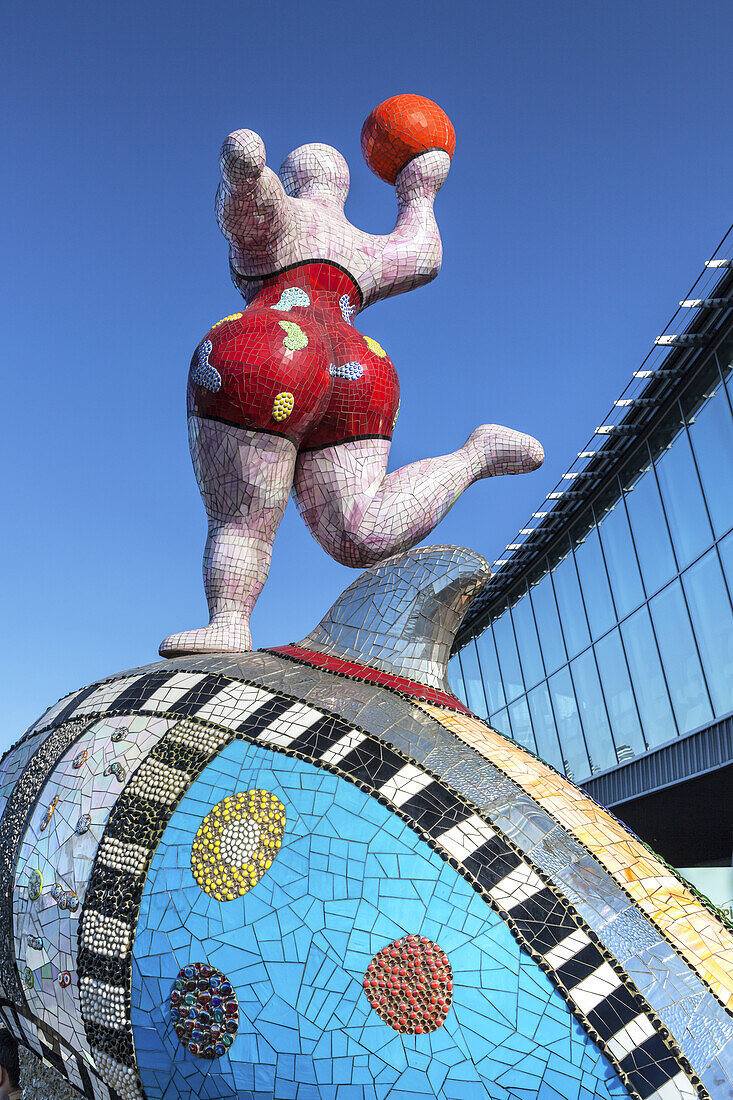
left=159, top=613, right=253, bottom=658
left=465, top=424, right=544, bottom=479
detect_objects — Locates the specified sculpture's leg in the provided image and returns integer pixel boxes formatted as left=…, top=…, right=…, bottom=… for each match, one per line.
left=293, top=425, right=543, bottom=568
left=159, top=418, right=297, bottom=656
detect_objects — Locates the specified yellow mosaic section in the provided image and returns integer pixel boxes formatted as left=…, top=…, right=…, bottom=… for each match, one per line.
left=418, top=702, right=733, bottom=1009
left=191, top=789, right=285, bottom=902
left=272, top=392, right=295, bottom=422
left=211, top=312, right=243, bottom=330
left=363, top=335, right=387, bottom=358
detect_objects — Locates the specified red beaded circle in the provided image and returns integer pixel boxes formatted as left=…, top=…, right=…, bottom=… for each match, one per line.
left=362, top=935, right=453, bottom=1033
left=361, top=94, right=456, bottom=185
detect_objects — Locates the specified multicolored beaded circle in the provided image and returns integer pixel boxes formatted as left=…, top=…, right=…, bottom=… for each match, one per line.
left=170, top=963, right=238, bottom=1059
left=363, top=935, right=453, bottom=1034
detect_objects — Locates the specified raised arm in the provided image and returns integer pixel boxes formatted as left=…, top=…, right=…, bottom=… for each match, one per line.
left=377, top=148, right=451, bottom=298
left=215, top=129, right=294, bottom=273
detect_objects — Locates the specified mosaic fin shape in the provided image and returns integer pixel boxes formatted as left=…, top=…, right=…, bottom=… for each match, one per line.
left=298, top=544, right=491, bottom=691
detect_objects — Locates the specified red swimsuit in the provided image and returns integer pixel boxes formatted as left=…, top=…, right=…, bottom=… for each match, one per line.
left=188, top=263, right=400, bottom=450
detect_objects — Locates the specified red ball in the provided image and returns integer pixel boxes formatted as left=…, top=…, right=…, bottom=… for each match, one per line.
left=361, top=94, right=456, bottom=185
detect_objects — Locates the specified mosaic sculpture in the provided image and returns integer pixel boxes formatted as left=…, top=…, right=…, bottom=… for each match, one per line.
left=158, top=94, right=544, bottom=657
left=2, top=95, right=732, bottom=1100
left=2, top=546, right=733, bottom=1100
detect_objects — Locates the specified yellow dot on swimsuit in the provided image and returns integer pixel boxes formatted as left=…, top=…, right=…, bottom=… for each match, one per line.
left=363, top=336, right=387, bottom=358
left=272, top=392, right=295, bottom=421
left=210, top=313, right=243, bottom=330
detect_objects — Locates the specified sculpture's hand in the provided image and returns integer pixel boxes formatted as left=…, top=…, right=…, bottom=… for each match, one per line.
left=219, top=128, right=266, bottom=186
left=395, top=148, right=451, bottom=204
left=215, top=129, right=292, bottom=259
left=381, top=149, right=452, bottom=294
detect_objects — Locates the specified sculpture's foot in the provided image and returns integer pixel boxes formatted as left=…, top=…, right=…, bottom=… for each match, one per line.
left=158, top=613, right=253, bottom=657
left=465, top=424, right=544, bottom=479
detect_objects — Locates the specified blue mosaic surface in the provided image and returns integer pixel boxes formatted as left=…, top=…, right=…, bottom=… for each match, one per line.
left=131, top=739, right=628, bottom=1100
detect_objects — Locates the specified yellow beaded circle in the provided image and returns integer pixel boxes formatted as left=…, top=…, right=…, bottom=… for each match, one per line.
left=191, top=790, right=286, bottom=902
left=272, top=392, right=295, bottom=421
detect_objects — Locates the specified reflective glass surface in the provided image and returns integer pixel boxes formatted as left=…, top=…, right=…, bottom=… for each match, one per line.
left=551, top=548, right=590, bottom=658
left=492, top=608, right=524, bottom=703
left=649, top=581, right=712, bottom=735
left=491, top=707, right=511, bottom=739
left=527, top=683, right=563, bottom=770
left=596, top=495, right=645, bottom=619
left=569, top=650, right=616, bottom=773
left=456, top=641, right=488, bottom=719
left=686, top=380, right=733, bottom=538
left=549, top=668, right=590, bottom=780
left=594, top=630, right=645, bottom=761
left=653, top=418, right=712, bottom=569
left=511, top=590, right=544, bottom=690
left=719, top=529, right=733, bottom=595
left=620, top=607, right=676, bottom=749
left=475, top=628, right=506, bottom=713
left=453, top=353, right=733, bottom=783
left=622, top=454, right=677, bottom=595
left=529, top=572, right=566, bottom=675
left=508, top=696, right=537, bottom=754
left=573, top=523, right=616, bottom=640
left=447, top=654, right=465, bottom=699
left=682, top=549, right=733, bottom=717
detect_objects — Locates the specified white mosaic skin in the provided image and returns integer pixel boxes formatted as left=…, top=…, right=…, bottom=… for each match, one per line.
left=294, top=430, right=545, bottom=568
left=159, top=131, right=544, bottom=656
left=180, top=421, right=297, bottom=654
left=216, top=133, right=448, bottom=308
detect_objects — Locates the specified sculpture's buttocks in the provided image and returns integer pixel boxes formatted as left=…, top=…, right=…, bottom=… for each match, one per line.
left=187, top=263, right=400, bottom=449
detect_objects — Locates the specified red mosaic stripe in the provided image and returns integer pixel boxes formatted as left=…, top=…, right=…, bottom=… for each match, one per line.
left=268, top=645, right=472, bottom=715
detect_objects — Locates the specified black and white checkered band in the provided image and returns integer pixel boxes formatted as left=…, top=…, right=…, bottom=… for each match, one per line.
left=2, top=669, right=705, bottom=1100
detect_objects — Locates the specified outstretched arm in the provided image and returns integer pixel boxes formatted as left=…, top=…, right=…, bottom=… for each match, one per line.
left=379, top=149, right=451, bottom=296
left=215, top=129, right=294, bottom=269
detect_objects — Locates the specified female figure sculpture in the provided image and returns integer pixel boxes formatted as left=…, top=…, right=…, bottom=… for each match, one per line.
left=160, top=95, right=543, bottom=656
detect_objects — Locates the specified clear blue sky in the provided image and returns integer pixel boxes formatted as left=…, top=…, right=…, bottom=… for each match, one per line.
left=3, top=0, right=733, bottom=744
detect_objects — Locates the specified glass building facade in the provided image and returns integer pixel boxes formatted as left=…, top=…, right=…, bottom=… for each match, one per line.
left=449, top=339, right=733, bottom=787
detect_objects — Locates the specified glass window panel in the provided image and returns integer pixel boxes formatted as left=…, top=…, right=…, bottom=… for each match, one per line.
left=596, top=493, right=645, bottom=620
left=551, top=548, right=590, bottom=658
left=456, top=642, right=488, bottom=719
left=682, top=549, right=733, bottom=717
left=573, top=523, right=616, bottom=641
left=475, top=628, right=506, bottom=713
left=649, top=581, right=713, bottom=736
left=491, top=708, right=511, bottom=739
left=527, top=683, right=563, bottom=770
left=447, top=654, right=466, bottom=702
left=686, top=383, right=733, bottom=539
left=654, top=418, right=713, bottom=569
left=719, top=341, right=733, bottom=391
left=719, top=529, right=733, bottom=596
left=511, top=592, right=544, bottom=690
left=529, top=570, right=566, bottom=675
left=622, top=453, right=677, bottom=596
left=569, top=651, right=616, bottom=773
left=620, top=606, right=676, bottom=749
left=508, top=696, right=537, bottom=754
left=493, top=610, right=524, bottom=703
left=549, top=667, right=590, bottom=782
left=594, top=630, right=645, bottom=762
